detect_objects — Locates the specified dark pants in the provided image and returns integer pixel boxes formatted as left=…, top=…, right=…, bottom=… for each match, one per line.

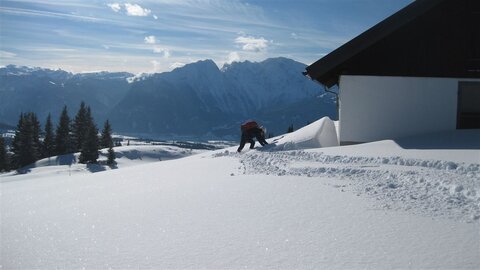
left=237, top=128, right=268, bottom=152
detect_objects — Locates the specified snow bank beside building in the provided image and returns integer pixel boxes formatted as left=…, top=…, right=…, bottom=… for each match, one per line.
left=216, top=121, right=480, bottom=223
left=269, top=117, right=338, bottom=150
left=237, top=149, right=480, bottom=223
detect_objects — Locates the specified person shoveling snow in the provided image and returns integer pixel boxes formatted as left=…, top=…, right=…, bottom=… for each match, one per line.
left=237, top=120, right=268, bottom=152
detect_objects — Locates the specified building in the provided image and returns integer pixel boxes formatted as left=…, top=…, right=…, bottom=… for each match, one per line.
left=304, top=0, right=480, bottom=145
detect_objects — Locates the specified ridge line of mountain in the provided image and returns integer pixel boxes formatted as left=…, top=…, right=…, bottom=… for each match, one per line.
left=1, top=57, right=336, bottom=139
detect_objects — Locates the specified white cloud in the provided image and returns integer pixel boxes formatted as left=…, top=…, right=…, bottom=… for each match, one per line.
left=0, top=50, right=17, bottom=58
left=153, top=47, right=171, bottom=58
left=144, top=35, right=156, bottom=44
left=235, top=35, right=269, bottom=52
left=151, top=60, right=162, bottom=72
left=153, top=14, right=158, bottom=20
left=107, top=3, right=121, bottom=12
left=125, top=3, right=151, bottom=16
left=227, top=51, right=240, bottom=63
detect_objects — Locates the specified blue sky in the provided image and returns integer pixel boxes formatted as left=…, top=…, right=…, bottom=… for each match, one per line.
left=0, top=0, right=412, bottom=74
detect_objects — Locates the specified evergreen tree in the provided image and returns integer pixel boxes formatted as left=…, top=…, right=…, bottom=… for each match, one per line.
left=79, top=121, right=99, bottom=164
left=107, top=147, right=116, bottom=166
left=0, top=136, right=8, bottom=172
left=43, top=114, right=55, bottom=158
left=86, top=106, right=93, bottom=128
left=55, top=106, right=72, bottom=155
left=28, top=112, right=41, bottom=159
left=72, top=101, right=88, bottom=152
left=11, top=113, right=37, bottom=168
left=100, top=120, right=113, bottom=149
left=287, top=124, right=294, bottom=133
left=11, top=113, right=23, bottom=167
left=101, top=120, right=116, bottom=165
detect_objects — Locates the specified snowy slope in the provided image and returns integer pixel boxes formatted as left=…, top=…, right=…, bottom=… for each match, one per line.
left=0, top=145, right=206, bottom=180
left=1, top=119, right=479, bottom=269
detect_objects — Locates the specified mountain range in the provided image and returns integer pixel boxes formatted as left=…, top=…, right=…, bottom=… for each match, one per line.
left=0, top=58, right=336, bottom=139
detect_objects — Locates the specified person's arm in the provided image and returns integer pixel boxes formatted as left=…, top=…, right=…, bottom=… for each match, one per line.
left=237, top=134, right=246, bottom=152
left=254, top=128, right=268, bottom=146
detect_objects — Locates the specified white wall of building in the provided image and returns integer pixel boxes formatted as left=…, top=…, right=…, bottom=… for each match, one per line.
left=338, top=75, right=480, bottom=143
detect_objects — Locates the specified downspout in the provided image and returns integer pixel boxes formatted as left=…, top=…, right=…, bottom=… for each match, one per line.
left=303, top=71, right=340, bottom=120
left=322, top=84, right=339, bottom=121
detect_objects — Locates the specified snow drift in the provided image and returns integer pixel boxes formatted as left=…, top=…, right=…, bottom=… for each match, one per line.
left=269, top=117, right=338, bottom=151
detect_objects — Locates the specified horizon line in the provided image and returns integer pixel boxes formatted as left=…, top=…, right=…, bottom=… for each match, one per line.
left=1, top=56, right=310, bottom=75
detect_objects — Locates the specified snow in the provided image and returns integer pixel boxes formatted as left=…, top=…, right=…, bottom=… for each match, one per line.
left=266, top=117, right=339, bottom=150
left=0, top=145, right=206, bottom=180
left=1, top=118, right=479, bottom=269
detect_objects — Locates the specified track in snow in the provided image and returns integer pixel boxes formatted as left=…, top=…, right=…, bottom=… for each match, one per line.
left=214, top=149, right=480, bottom=223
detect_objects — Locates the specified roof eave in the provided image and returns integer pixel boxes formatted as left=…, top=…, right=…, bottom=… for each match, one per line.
left=304, top=0, right=446, bottom=87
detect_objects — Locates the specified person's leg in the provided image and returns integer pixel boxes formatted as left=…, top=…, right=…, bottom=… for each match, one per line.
left=260, top=137, right=268, bottom=145
left=237, top=135, right=246, bottom=152
left=249, top=139, right=255, bottom=149
left=255, top=133, right=268, bottom=146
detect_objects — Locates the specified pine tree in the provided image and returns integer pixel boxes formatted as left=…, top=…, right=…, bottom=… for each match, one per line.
left=11, top=113, right=37, bottom=168
left=72, top=101, right=88, bottom=152
left=55, top=106, right=72, bottom=155
left=107, top=147, right=116, bottom=166
left=100, top=120, right=113, bottom=149
left=0, top=136, right=8, bottom=172
left=287, top=124, right=294, bottom=133
left=11, top=113, right=23, bottom=167
left=101, top=120, right=116, bottom=165
left=43, top=114, right=55, bottom=158
left=28, top=112, right=41, bottom=160
left=79, top=120, right=99, bottom=164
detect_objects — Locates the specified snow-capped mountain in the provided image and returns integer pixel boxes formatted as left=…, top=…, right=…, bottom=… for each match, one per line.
left=0, top=58, right=336, bottom=138
left=0, top=65, right=72, bottom=81
left=0, top=65, right=133, bottom=126
left=109, top=57, right=336, bottom=137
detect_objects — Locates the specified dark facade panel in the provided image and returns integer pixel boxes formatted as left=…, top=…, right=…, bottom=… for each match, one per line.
left=468, top=0, right=480, bottom=72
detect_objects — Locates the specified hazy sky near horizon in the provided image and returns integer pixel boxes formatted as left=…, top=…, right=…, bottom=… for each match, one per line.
left=0, top=0, right=412, bottom=74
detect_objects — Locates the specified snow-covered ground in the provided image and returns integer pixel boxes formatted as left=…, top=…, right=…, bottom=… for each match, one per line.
left=1, top=118, right=479, bottom=269
left=0, top=145, right=207, bottom=180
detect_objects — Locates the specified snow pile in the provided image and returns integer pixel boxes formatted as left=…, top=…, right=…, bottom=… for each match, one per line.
left=214, top=121, right=480, bottom=223
left=268, top=117, right=338, bottom=151
left=112, top=145, right=203, bottom=163
left=234, top=150, right=480, bottom=222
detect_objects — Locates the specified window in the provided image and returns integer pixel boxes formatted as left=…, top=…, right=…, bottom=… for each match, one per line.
left=457, top=82, right=480, bottom=129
